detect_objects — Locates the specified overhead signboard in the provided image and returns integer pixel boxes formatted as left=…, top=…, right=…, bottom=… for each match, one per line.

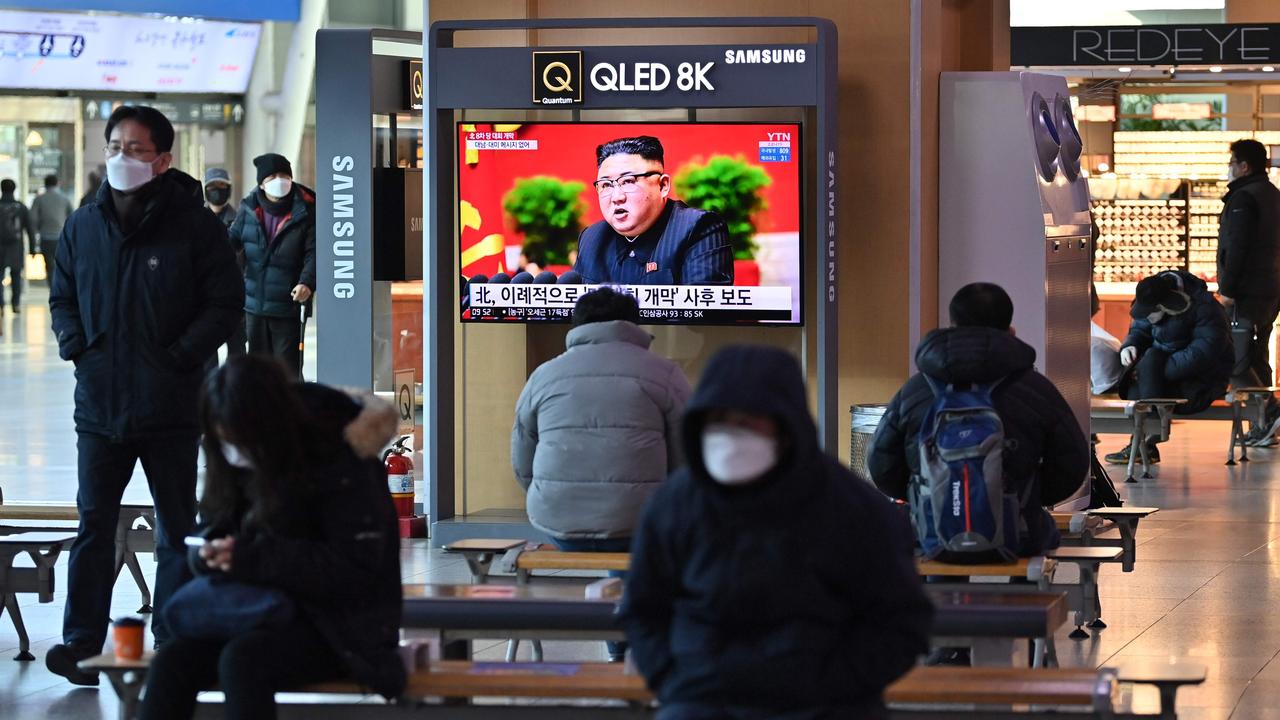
left=81, top=98, right=245, bottom=125
left=1077, top=105, right=1117, bottom=123
left=1152, top=102, right=1213, bottom=120
left=1012, top=24, right=1280, bottom=67
left=5, top=1, right=299, bottom=23
left=0, top=10, right=261, bottom=93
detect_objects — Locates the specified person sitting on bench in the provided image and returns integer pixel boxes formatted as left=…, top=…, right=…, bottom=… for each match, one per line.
left=138, top=356, right=406, bottom=720
left=1107, top=270, right=1232, bottom=465
left=620, top=345, right=933, bottom=719
left=867, top=283, right=1088, bottom=663
left=511, top=287, right=690, bottom=661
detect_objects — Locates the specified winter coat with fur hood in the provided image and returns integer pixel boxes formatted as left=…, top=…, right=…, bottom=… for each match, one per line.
left=190, top=383, right=406, bottom=699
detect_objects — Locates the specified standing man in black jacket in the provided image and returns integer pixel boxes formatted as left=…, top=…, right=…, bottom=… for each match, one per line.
left=620, top=346, right=932, bottom=719
left=46, top=105, right=243, bottom=685
left=1219, top=139, right=1280, bottom=444
left=0, top=178, right=36, bottom=314
left=229, top=153, right=315, bottom=376
left=869, top=283, right=1089, bottom=557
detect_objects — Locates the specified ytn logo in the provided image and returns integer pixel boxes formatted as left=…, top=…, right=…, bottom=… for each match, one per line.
left=532, top=51, right=582, bottom=105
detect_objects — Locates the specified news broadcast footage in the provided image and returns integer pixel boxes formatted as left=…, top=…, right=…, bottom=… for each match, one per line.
left=457, top=122, right=802, bottom=325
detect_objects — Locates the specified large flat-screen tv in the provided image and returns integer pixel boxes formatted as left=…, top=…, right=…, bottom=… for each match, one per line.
left=458, top=122, right=802, bottom=325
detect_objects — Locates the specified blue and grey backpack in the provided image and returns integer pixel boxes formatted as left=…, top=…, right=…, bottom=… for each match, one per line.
left=911, top=375, right=1021, bottom=562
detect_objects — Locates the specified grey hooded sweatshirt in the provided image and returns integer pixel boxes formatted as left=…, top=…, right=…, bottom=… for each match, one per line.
left=511, top=319, right=691, bottom=539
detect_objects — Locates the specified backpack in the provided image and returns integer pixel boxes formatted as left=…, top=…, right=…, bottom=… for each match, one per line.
left=911, top=375, right=1022, bottom=562
left=0, top=202, right=20, bottom=246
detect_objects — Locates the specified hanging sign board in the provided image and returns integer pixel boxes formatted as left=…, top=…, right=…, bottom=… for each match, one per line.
left=1151, top=102, right=1212, bottom=120
left=394, top=369, right=416, bottom=435
left=1012, top=24, right=1280, bottom=66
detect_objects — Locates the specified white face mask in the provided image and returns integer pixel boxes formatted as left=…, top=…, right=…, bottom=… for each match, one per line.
left=701, top=423, right=778, bottom=485
left=263, top=178, right=292, bottom=199
left=221, top=442, right=254, bottom=470
left=106, top=153, right=158, bottom=193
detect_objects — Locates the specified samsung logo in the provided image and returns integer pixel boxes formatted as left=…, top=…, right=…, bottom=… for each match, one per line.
left=724, top=48, right=807, bottom=64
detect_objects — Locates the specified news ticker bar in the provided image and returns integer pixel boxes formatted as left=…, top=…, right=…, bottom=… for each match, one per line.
left=466, top=283, right=794, bottom=322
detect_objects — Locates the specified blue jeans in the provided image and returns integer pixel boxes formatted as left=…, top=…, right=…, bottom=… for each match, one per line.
left=64, top=432, right=198, bottom=650
left=551, top=537, right=630, bottom=658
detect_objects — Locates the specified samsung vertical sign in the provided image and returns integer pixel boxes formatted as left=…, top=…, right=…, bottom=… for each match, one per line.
left=330, top=155, right=356, bottom=299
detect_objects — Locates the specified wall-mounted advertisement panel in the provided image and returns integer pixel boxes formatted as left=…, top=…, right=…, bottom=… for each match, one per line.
left=5, top=1, right=299, bottom=23
left=0, top=10, right=261, bottom=93
left=458, top=122, right=802, bottom=325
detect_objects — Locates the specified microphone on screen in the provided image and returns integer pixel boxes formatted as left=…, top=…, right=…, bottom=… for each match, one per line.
left=534, top=271, right=558, bottom=284
left=510, top=271, right=535, bottom=284
left=557, top=271, right=583, bottom=285
left=489, top=272, right=511, bottom=284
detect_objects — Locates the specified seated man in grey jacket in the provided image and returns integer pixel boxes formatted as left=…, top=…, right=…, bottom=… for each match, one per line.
left=511, top=287, right=690, bottom=659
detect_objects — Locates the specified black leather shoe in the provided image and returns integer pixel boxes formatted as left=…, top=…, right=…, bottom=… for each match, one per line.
left=45, top=644, right=100, bottom=686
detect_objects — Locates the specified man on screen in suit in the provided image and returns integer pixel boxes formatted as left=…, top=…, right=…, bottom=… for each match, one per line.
left=573, top=136, right=734, bottom=286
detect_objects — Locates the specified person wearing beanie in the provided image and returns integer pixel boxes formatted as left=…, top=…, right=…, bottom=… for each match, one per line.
left=228, top=152, right=316, bottom=376
left=1105, top=270, right=1233, bottom=465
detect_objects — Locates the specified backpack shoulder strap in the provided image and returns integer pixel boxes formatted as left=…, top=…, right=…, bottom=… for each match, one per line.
left=922, top=373, right=947, bottom=398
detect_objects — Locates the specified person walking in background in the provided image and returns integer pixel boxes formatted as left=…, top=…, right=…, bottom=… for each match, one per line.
left=0, top=178, right=35, bottom=314
left=203, top=167, right=237, bottom=229
left=229, top=153, right=315, bottom=376
left=138, top=356, right=406, bottom=719
left=204, top=167, right=246, bottom=362
left=620, top=345, right=932, bottom=718
left=30, top=174, right=74, bottom=285
left=46, top=105, right=243, bottom=686
left=512, top=287, right=690, bottom=661
left=79, top=168, right=103, bottom=209
left=1218, top=139, right=1280, bottom=445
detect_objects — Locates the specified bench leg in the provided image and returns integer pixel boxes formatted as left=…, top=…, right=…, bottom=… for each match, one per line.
left=531, top=640, right=543, bottom=662
left=505, top=639, right=519, bottom=662
left=462, top=552, right=495, bottom=584
left=1138, top=414, right=1154, bottom=480
left=1228, top=398, right=1243, bottom=465
left=1126, top=419, right=1140, bottom=483
left=103, top=670, right=146, bottom=720
left=1117, top=520, right=1140, bottom=573
left=3, top=592, right=32, bottom=661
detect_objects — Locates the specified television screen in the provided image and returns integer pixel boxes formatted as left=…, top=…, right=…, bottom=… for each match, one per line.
left=458, top=122, right=802, bottom=325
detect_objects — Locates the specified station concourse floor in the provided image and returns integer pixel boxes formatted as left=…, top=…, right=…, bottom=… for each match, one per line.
left=5, top=289, right=1280, bottom=718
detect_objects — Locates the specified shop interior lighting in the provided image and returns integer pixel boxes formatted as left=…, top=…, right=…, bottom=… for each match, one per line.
left=24, top=130, right=42, bottom=147
left=1266, top=67, right=1276, bottom=73
left=1117, top=67, right=1132, bottom=73
left=1209, top=66, right=1223, bottom=73
left=1098, top=162, right=1110, bottom=172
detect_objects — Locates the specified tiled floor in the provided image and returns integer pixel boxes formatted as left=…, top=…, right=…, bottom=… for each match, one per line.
left=6, top=285, right=1280, bottom=717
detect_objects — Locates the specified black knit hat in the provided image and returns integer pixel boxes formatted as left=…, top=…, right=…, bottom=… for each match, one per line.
left=1131, top=272, right=1191, bottom=319
left=253, top=153, right=292, bottom=185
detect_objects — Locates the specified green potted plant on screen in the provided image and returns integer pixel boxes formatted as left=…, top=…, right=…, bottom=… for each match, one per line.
left=502, top=176, right=587, bottom=269
left=673, top=156, right=771, bottom=285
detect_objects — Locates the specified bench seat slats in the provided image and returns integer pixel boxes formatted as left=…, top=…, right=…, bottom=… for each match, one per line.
left=916, top=557, right=1054, bottom=578
left=515, top=551, right=630, bottom=572
left=887, top=666, right=1108, bottom=706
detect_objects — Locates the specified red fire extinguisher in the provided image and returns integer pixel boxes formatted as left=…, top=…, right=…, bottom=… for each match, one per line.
left=383, top=436, right=415, bottom=518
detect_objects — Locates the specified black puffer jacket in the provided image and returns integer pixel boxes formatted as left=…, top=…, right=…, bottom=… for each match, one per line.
left=868, top=327, right=1088, bottom=556
left=620, top=346, right=932, bottom=719
left=192, top=384, right=405, bottom=699
left=1218, top=172, right=1280, bottom=301
left=229, top=185, right=316, bottom=318
left=49, top=170, right=243, bottom=439
left=1121, top=271, right=1232, bottom=405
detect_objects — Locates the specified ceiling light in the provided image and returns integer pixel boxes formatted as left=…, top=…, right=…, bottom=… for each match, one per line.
left=1098, top=162, right=1110, bottom=173
left=1209, top=66, right=1223, bottom=73
left=1117, top=67, right=1132, bottom=73
left=24, top=130, right=42, bottom=147
left=1265, top=66, right=1276, bottom=72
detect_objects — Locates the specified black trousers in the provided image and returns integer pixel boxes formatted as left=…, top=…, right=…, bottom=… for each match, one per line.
left=138, top=619, right=345, bottom=720
left=1231, top=296, right=1280, bottom=389
left=1, top=242, right=21, bottom=308
left=63, top=433, right=198, bottom=650
left=39, top=237, right=56, bottom=286
left=1121, top=347, right=1221, bottom=416
left=246, top=312, right=300, bottom=377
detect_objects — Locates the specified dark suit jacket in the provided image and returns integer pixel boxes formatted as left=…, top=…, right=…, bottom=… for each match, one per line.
left=573, top=200, right=733, bottom=285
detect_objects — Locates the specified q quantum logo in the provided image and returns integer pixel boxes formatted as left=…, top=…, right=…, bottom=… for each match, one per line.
left=532, top=50, right=582, bottom=105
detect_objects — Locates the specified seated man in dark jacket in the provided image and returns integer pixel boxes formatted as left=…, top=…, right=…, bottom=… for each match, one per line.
left=1106, top=270, right=1233, bottom=464
left=620, top=345, right=932, bottom=720
left=868, top=282, right=1089, bottom=558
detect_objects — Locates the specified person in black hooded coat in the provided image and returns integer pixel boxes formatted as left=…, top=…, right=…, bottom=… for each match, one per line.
left=620, top=346, right=933, bottom=720
left=139, top=355, right=406, bottom=719
left=868, top=283, right=1088, bottom=557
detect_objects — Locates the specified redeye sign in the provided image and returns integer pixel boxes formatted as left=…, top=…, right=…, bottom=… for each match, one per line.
left=1012, top=24, right=1280, bottom=66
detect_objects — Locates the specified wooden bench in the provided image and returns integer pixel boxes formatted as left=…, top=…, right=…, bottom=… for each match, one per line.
left=402, top=581, right=1069, bottom=669
left=81, top=654, right=1206, bottom=720
left=1054, top=506, right=1158, bottom=572
left=0, top=531, right=77, bottom=661
left=1090, top=397, right=1186, bottom=482
left=0, top=502, right=156, bottom=612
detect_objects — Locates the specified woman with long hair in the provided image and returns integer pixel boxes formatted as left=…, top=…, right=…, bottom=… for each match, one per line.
left=139, top=355, right=405, bottom=719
